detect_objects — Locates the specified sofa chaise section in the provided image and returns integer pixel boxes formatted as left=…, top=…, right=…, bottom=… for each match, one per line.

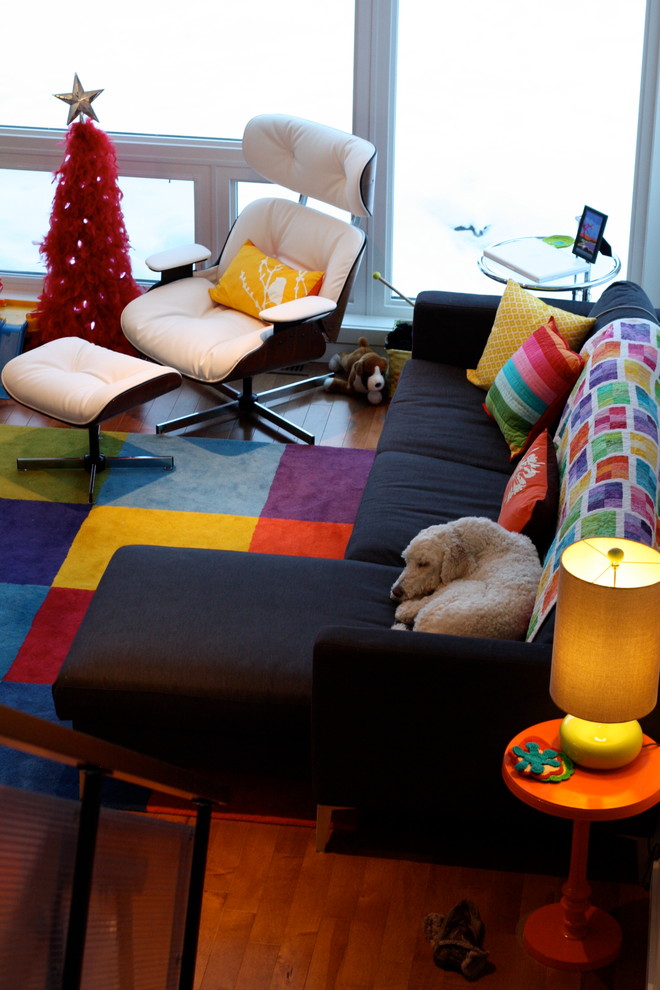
left=52, top=545, right=400, bottom=776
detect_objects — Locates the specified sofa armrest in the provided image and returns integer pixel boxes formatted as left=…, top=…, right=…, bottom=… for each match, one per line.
left=411, top=289, right=593, bottom=368
left=312, top=625, right=559, bottom=817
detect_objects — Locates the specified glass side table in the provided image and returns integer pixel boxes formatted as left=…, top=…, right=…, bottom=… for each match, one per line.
left=479, top=236, right=621, bottom=301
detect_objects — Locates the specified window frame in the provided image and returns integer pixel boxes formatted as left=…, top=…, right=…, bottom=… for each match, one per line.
left=1, top=0, right=659, bottom=328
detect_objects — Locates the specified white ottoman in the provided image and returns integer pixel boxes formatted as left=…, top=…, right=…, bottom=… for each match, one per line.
left=1, top=337, right=182, bottom=502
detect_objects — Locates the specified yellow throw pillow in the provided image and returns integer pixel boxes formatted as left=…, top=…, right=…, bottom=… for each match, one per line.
left=466, top=280, right=595, bottom=390
left=209, top=240, right=324, bottom=319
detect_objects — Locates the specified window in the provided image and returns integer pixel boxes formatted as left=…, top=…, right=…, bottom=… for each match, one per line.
left=1, top=2, right=354, bottom=137
left=1, top=0, right=354, bottom=292
left=2, top=1, right=659, bottom=326
left=0, top=169, right=55, bottom=275
left=393, top=0, right=648, bottom=299
left=0, top=171, right=195, bottom=282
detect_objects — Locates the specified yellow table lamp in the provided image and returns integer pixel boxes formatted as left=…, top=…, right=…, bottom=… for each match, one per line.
left=550, top=537, right=660, bottom=770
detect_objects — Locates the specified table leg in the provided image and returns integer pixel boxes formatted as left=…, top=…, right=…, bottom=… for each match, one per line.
left=522, top=819, right=622, bottom=971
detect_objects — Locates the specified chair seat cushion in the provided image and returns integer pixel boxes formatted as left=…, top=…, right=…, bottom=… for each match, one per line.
left=1, top=336, right=181, bottom=427
left=122, top=275, right=272, bottom=383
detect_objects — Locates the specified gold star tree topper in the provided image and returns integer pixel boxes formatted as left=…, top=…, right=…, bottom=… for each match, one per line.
left=54, top=73, right=104, bottom=124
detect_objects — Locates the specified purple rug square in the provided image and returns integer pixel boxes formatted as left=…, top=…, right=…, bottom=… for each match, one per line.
left=262, top=446, right=375, bottom=523
left=0, top=499, right=89, bottom=585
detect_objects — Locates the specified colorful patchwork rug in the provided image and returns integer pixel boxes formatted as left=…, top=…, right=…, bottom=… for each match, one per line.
left=0, top=426, right=374, bottom=819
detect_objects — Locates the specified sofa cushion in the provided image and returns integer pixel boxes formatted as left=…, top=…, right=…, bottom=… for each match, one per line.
left=484, top=317, right=584, bottom=458
left=467, top=279, right=595, bottom=390
left=345, top=358, right=513, bottom=567
left=527, top=317, right=660, bottom=639
left=53, top=546, right=400, bottom=773
left=376, top=358, right=513, bottom=467
left=498, top=430, right=559, bottom=557
left=345, top=449, right=511, bottom=568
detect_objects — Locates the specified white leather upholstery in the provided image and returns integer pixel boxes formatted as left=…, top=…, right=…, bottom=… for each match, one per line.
left=123, top=198, right=365, bottom=383
left=213, top=199, right=365, bottom=301
left=146, top=243, right=212, bottom=272
left=1, top=337, right=181, bottom=426
left=123, top=276, right=271, bottom=382
left=119, top=115, right=376, bottom=440
left=261, top=295, right=336, bottom=324
left=243, top=114, right=376, bottom=218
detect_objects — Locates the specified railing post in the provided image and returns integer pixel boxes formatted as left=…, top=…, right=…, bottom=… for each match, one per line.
left=178, top=799, right=213, bottom=990
left=62, top=766, right=104, bottom=990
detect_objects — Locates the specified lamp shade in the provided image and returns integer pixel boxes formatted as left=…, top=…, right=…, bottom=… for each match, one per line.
left=550, top=538, right=660, bottom=723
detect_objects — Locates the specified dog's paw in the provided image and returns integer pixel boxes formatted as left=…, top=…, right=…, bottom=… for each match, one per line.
left=391, top=622, right=411, bottom=631
left=395, top=600, right=419, bottom=623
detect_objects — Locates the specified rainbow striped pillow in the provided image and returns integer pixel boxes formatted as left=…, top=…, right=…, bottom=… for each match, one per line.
left=484, top=317, right=584, bottom=459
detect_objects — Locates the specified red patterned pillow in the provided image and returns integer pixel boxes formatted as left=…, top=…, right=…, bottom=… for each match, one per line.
left=498, top=430, right=559, bottom=557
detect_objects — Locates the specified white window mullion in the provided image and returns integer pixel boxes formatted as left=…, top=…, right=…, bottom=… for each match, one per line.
left=629, top=0, right=660, bottom=302
left=350, top=0, right=410, bottom=325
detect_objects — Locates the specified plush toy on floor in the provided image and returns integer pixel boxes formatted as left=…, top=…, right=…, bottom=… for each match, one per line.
left=424, top=901, right=490, bottom=980
left=324, top=336, right=388, bottom=404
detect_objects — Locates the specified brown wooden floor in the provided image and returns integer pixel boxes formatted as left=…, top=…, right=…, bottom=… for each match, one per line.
left=0, top=362, right=389, bottom=448
left=0, top=365, right=652, bottom=989
left=190, top=818, right=650, bottom=990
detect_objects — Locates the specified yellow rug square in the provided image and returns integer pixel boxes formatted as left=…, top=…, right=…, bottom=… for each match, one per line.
left=53, top=506, right=258, bottom=590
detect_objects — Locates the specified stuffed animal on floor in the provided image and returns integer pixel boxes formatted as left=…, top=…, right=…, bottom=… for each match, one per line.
left=424, top=901, right=490, bottom=980
left=324, top=336, right=388, bottom=404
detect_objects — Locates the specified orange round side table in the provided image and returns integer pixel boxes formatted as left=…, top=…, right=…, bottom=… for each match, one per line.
left=503, top=718, right=660, bottom=971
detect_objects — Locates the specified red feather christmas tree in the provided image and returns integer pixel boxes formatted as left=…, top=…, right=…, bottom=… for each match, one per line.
left=34, top=117, right=141, bottom=353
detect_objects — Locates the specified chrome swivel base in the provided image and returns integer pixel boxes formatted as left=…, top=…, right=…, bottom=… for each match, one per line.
left=155, top=373, right=329, bottom=444
left=16, top=424, right=174, bottom=503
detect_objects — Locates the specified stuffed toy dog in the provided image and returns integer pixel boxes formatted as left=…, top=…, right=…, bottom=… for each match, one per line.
left=324, top=337, right=388, bottom=404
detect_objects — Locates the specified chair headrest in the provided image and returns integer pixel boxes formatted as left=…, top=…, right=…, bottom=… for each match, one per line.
left=242, top=114, right=376, bottom=219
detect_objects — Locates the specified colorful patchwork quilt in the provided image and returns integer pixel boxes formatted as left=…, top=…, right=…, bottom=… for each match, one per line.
left=527, top=318, right=660, bottom=639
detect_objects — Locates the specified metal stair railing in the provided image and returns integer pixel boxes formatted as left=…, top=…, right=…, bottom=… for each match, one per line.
left=0, top=704, right=225, bottom=990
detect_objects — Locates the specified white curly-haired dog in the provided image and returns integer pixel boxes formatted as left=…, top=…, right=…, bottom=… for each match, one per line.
left=390, top=516, right=541, bottom=639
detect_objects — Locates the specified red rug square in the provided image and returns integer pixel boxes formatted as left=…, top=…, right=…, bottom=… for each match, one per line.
left=249, top=517, right=354, bottom=558
left=5, top=587, right=94, bottom=684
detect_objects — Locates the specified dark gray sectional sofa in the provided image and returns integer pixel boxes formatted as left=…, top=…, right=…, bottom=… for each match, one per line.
left=53, top=280, right=660, bottom=851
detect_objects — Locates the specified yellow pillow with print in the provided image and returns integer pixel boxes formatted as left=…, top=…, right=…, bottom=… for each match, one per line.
left=209, top=240, right=324, bottom=319
left=466, top=280, right=595, bottom=390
